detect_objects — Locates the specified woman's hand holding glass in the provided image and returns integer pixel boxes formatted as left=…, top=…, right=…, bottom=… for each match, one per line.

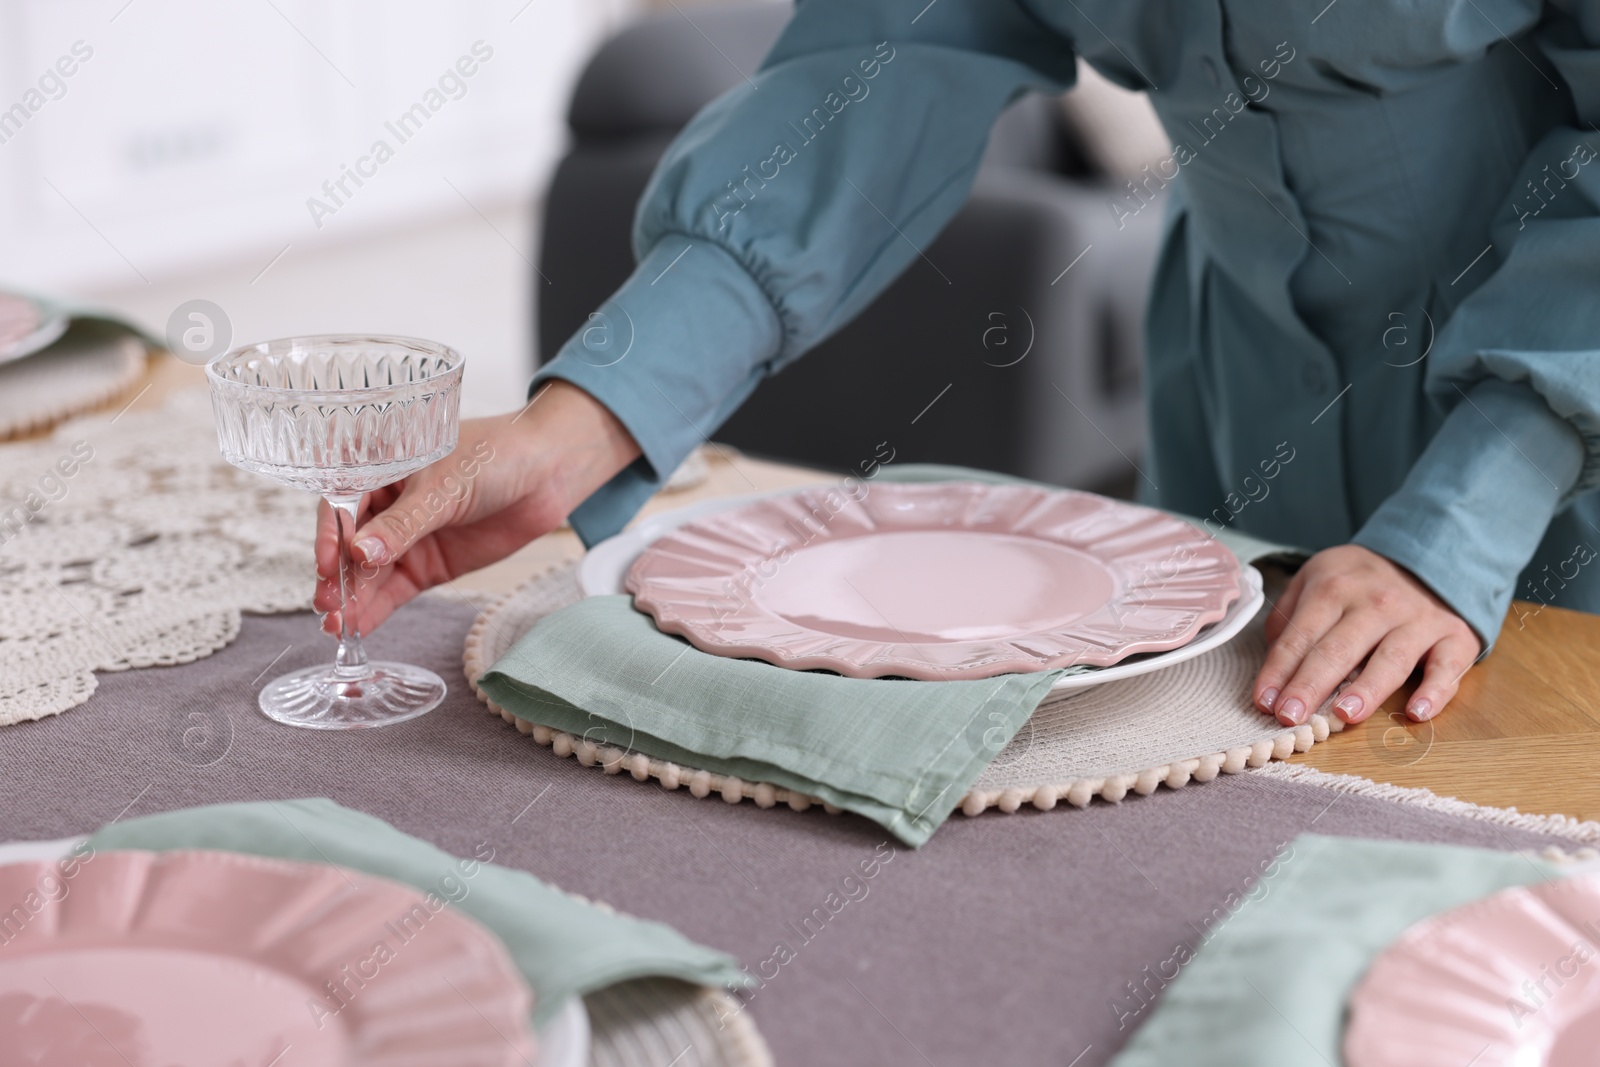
left=313, top=380, right=639, bottom=636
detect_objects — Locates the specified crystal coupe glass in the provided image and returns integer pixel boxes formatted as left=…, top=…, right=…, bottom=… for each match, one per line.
left=207, top=335, right=463, bottom=729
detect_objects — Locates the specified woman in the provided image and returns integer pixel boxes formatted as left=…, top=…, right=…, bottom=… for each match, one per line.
left=318, top=0, right=1600, bottom=730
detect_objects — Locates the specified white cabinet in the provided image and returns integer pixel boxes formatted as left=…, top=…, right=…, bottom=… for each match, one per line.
left=0, top=0, right=632, bottom=290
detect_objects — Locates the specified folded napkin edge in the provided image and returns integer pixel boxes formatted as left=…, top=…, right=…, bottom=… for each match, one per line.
left=478, top=668, right=1045, bottom=841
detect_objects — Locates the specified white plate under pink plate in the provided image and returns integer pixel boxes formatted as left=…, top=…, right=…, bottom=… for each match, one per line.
left=0, top=848, right=538, bottom=1066
left=593, top=481, right=1259, bottom=683
left=1345, top=871, right=1600, bottom=1066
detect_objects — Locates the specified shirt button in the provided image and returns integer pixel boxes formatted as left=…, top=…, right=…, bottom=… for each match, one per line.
left=1302, top=362, right=1328, bottom=392
left=1200, top=56, right=1221, bottom=86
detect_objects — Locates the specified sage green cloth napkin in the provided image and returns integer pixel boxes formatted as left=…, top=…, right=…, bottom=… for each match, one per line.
left=43, top=293, right=162, bottom=344
left=1108, top=833, right=1567, bottom=1065
left=87, top=798, right=746, bottom=1026
left=4, top=291, right=162, bottom=358
left=480, top=465, right=1309, bottom=848
left=482, top=605, right=1065, bottom=847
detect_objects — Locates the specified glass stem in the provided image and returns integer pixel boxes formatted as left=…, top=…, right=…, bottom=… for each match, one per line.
left=327, top=494, right=373, bottom=681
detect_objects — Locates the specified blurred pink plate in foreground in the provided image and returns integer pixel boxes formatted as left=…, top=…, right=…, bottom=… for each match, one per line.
left=0, top=849, right=536, bottom=1067
left=1345, top=871, right=1600, bottom=1066
left=624, top=481, right=1242, bottom=680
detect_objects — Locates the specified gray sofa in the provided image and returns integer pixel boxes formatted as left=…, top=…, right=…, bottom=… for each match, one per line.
left=536, top=3, right=1163, bottom=494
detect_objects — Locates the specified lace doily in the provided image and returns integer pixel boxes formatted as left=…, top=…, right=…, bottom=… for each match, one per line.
left=0, top=390, right=315, bottom=726
left=464, top=563, right=1349, bottom=816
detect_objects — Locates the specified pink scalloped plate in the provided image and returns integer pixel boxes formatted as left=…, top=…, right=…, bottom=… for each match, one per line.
left=623, top=481, right=1242, bottom=680
left=1345, top=872, right=1600, bottom=1066
left=0, top=849, right=536, bottom=1067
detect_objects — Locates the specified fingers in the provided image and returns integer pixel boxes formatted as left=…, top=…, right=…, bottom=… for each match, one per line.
left=1404, top=631, right=1481, bottom=721
left=314, top=489, right=390, bottom=633
left=315, top=489, right=385, bottom=582
left=313, top=559, right=393, bottom=635
left=349, top=474, right=463, bottom=573
left=342, top=569, right=424, bottom=636
left=1253, top=578, right=1341, bottom=720
left=1268, top=612, right=1389, bottom=726
left=315, top=498, right=339, bottom=583
left=313, top=473, right=492, bottom=637
left=314, top=498, right=353, bottom=635
left=1324, top=624, right=1435, bottom=725
left=1254, top=607, right=1478, bottom=728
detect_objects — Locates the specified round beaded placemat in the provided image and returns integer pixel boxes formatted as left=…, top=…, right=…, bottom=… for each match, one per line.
left=464, top=563, right=1347, bottom=817
left=0, top=324, right=146, bottom=441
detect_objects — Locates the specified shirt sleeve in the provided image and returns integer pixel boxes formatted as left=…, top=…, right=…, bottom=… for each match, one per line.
left=1353, top=0, right=1600, bottom=654
left=533, top=0, right=1077, bottom=547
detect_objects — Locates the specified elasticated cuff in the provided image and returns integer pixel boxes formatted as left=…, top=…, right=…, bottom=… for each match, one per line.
left=530, top=235, right=783, bottom=547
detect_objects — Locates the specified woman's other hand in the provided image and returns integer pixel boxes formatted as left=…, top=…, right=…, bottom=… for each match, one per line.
left=1252, top=544, right=1482, bottom=727
left=313, top=380, right=639, bottom=636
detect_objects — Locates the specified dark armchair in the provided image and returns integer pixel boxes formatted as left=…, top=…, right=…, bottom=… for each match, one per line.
left=536, top=3, right=1163, bottom=493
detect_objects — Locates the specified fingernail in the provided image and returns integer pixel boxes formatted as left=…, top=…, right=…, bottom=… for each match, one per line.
left=1407, top=698, right=1433, bottom=721
left=1260, top=687, right=1279, bottom=711
left=354, top=537, right=387, bottom=564
left=1278, top=696, right=1307, bottom=725
left=1334, top=693, right=1364, bottom=722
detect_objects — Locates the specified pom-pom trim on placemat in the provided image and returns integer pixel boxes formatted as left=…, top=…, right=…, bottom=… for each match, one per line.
left=0, top=330, right=146, bottom=441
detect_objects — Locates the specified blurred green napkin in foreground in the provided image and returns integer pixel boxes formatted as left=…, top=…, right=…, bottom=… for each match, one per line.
left=480, top=465, right=1308, bottom=848
left=87, top=798, right=746, bottom=1026
left=1108, top=833, right=1566, bottom=1065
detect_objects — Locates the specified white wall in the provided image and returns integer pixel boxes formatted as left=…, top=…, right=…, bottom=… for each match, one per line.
left=82, top=199, right=541, bottom=416
left=0, top=0, right=638, bottom=416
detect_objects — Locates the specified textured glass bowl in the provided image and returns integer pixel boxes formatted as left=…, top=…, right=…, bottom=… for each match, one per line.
left=206, top=336, right=463, bottom=730
left=208, top=335, right=461, bottom=495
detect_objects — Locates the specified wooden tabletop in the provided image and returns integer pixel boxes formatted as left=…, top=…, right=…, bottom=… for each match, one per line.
left=107, top=353, right=1600, bottom=823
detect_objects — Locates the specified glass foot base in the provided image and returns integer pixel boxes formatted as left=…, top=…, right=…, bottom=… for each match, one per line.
left=258, top=662, right=446, bottom=730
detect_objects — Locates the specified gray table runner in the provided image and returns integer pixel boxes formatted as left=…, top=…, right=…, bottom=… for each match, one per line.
left=0, top=597, right=1583, bottom=1065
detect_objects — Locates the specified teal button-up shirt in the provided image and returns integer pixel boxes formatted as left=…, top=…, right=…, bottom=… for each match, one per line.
left=533, top=0, right=1600, bottom=654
